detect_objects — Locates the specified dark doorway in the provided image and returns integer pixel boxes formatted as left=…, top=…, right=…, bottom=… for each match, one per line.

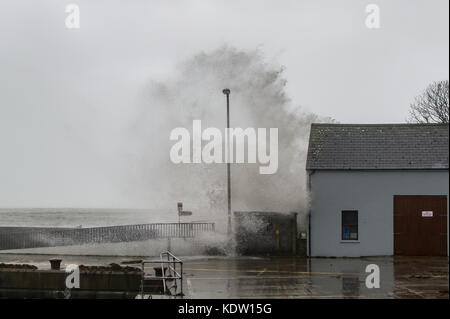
left=394, top=195, right=447, bottom=256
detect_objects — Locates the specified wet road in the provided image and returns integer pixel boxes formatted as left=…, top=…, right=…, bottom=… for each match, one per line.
left=182, top=256, right=448, bottom=298
left=0, top=254, right=448, bottom=298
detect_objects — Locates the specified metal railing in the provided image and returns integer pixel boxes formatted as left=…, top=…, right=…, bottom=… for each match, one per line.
left=0, top=222, right=215, bottom=250
left=140, top=251, right=183, bottom=297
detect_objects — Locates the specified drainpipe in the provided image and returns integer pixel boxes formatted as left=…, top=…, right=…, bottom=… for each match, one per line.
left=307, top=170, right=315, bottom=257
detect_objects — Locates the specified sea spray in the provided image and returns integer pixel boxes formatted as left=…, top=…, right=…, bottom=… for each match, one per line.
left=128, top=46, right=334, bottom=233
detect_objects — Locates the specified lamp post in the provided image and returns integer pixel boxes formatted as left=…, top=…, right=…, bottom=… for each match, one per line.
left=222, top=88, right=232, bottom=237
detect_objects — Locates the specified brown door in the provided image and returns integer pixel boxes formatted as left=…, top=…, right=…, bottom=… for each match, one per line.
left=394, top=195, right=447, bottom=256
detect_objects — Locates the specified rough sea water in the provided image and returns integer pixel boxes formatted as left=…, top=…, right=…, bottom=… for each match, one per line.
left=0, top=208, right=225, bottom=256
left=0, top=208, right=179, bottom=227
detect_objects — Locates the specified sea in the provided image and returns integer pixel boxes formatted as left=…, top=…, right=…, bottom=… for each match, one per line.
left=0, top=208, right=178, bottom=228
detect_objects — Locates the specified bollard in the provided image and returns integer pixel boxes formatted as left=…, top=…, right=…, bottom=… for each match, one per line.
left=49, top=258, right=62, bottom=270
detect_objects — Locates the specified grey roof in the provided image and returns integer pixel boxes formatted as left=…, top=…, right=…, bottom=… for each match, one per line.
left=306, top=123, right=449, bottom=170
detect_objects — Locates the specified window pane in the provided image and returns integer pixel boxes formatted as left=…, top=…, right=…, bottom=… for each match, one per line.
left=349, top=226, right=358, bottom=239
left=342, top=211, right=358, bottom=224
left=342, top=226, right=351, bottom=239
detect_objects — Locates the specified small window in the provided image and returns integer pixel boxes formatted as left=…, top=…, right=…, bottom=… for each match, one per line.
left=342, top=210, right=358, bottom=240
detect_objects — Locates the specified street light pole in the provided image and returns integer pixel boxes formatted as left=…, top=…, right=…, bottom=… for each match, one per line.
left=222, top=88, right=232, bottom=237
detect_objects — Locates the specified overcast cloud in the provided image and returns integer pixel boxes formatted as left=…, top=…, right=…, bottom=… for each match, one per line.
left=0, top=0, right=448, bottom=208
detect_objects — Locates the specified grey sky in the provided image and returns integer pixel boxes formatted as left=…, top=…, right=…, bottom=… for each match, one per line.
left=0, top=0, right=448, bottom=207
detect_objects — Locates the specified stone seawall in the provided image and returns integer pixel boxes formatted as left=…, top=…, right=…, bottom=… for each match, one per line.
left=0, top=268, right=162, bottom=299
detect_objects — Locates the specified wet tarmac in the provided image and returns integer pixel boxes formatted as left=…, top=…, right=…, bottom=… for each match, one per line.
left=0, top=254, right=448, bottom=299
left=182, top=256, right=448, bottom=299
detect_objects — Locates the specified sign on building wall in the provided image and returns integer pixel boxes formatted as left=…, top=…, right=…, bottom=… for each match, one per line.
left=421, top=211, right=433, bottom=217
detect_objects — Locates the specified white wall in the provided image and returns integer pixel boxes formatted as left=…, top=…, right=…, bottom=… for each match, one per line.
left=309, top=170, right=449, bottom=257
